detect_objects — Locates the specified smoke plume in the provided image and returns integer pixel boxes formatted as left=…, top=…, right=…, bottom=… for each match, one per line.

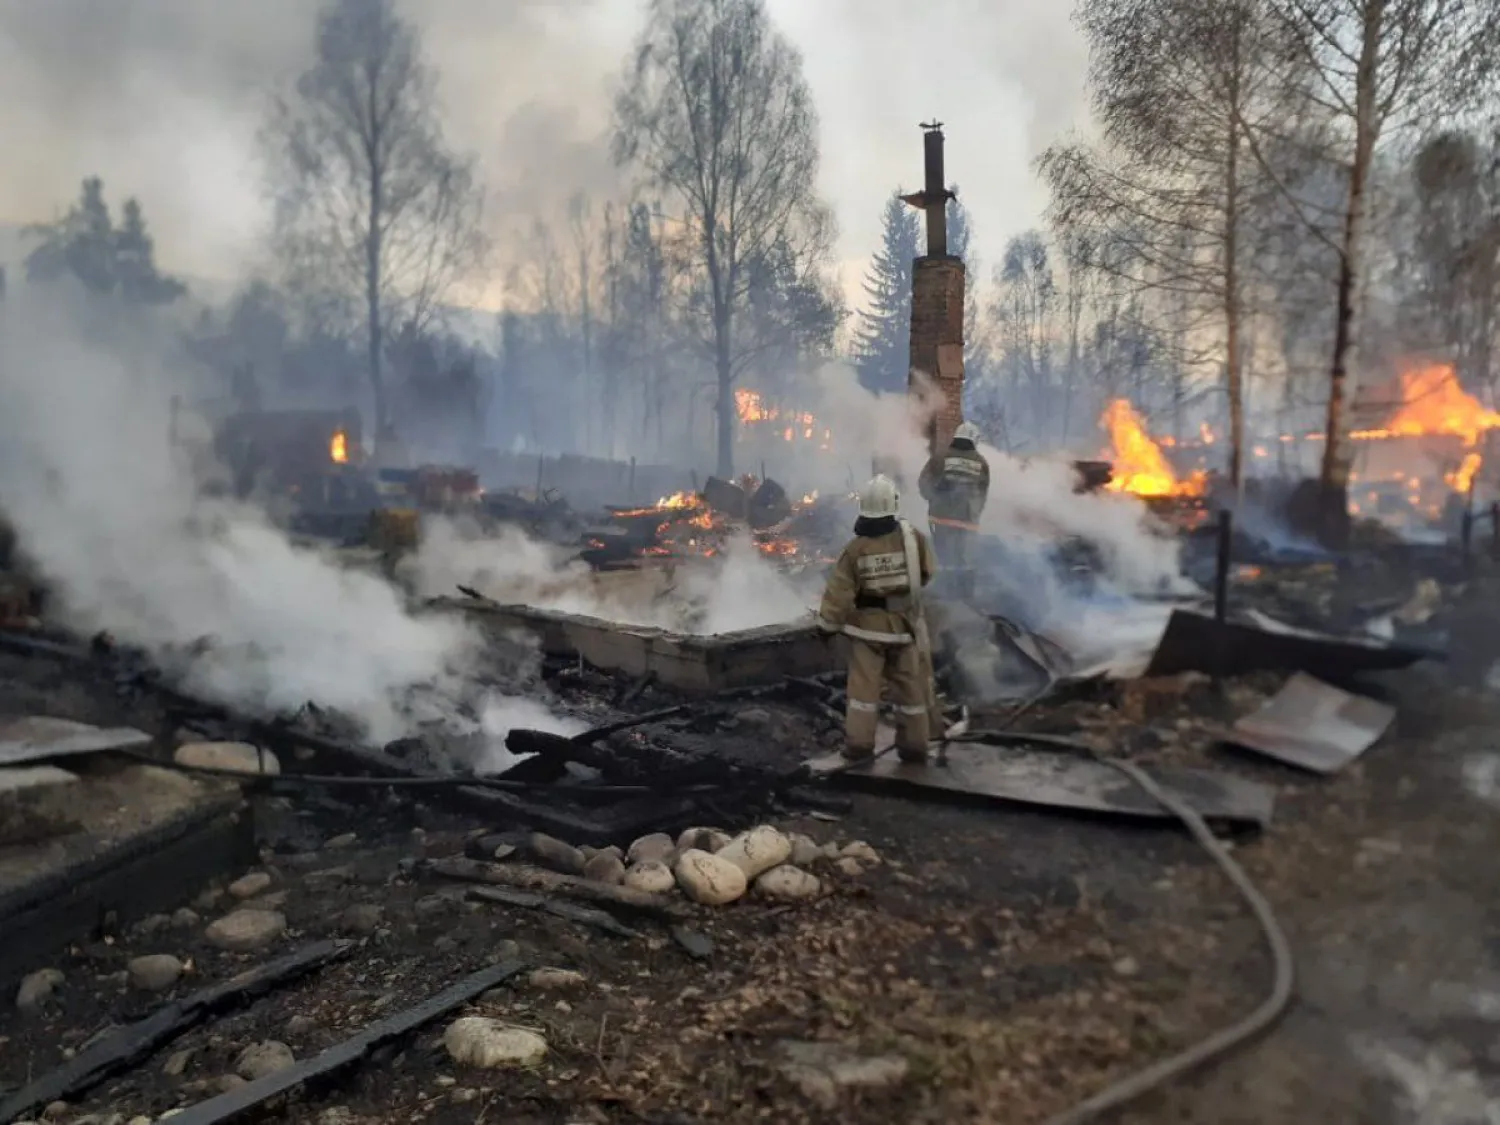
left=407, top=519, right=819, bottom=634
left=0, top=287, right=576, bottom=749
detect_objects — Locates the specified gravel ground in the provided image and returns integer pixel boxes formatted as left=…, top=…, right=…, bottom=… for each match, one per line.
left=2, top=579, right=1499, bottom=1125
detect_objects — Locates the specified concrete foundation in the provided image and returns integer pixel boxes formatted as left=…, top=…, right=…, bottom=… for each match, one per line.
left=432, top=596, right=839, bottom=693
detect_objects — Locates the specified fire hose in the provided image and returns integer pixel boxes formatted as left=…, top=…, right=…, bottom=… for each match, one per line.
left=958, top=729, right=1295, bottom=1125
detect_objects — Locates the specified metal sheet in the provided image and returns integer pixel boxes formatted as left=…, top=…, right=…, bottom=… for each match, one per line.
left=1221, top=672, right=1395, bottom=774
left=807, top=743, right=1274, bottom=827
left=1145, top=609, right=1432, bottom=684
left=0, top=716, right=153, bottom=767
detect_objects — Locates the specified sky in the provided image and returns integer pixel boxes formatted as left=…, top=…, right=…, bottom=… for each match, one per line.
left=0, top=0, right=1090, bottom=311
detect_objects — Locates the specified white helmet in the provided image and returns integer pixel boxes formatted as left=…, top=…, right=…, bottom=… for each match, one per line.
left=858, top=474, right=900, bottom=518
left=954, top=421, right=980, bottom=444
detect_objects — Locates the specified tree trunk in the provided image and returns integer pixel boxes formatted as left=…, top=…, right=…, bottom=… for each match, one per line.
left=365, top=101, right=385, bottom=453
left=366, top=210, right=384, bottom=445
left=1225, top=105, right=1245, bottom=495
left=1319, top=0, right=1381, bottom=542
left=714, top=301, right=734, bottom=477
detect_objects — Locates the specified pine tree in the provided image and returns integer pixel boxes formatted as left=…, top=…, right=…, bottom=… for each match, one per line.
left=24, top=177, right=183, bottom=304
left=853, top=191, right=921, bottom=394
left=947, top=185, right=990, bottom=399
left=115, top=198, right=186, bottom=305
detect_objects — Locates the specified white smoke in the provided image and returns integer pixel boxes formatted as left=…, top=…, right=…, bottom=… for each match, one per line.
left=0, top=289, right=575, bottom=748
left=405, top=518, right=818, bottom=634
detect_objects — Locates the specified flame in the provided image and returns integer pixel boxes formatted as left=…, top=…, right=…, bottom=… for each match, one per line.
left=1363, top=363, right=1500, bottom=445
left=1351, top=363, right=1498, bottom=492
left=330, top=429, right=348, bottom=464
left=734, top=388, right=832, bottom=447
left=735, top=389, right=769, bottom=422
left=1099, top=400, right=1206, bottom=498
left=1447, top=452, right=1483, bottom=492
left=657, top=491, right=696, bottom=509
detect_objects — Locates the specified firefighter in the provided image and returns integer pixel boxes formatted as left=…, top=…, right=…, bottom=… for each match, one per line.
left=918, top=421, right=990, bottom=596
left=816, top=475, right=939, bottom=763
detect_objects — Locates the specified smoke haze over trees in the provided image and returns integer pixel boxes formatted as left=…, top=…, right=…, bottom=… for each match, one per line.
left=6, top=0, right=1499, bottom=518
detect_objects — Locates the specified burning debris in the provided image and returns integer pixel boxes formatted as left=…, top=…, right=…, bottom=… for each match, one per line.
left=734, top=389, right=834, bottom=450
left=580, top=477, right=842, bottom=571
left=1100, top=399, right=1208, bottom=500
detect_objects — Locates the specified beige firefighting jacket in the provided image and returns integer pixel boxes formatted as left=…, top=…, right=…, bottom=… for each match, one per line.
left=818, top=520, right=938, bottom=645
left=918, top=441, right=990, bottom=528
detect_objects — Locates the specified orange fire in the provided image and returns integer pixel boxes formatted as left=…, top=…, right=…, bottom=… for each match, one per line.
left=330, top=430, right=348, bottom=464
left=1100, top=400, right=1207, bottom=498
left=1346, top=363, right=1499, bottom=494
left=734, top=388, right=832, bottom=450
left=1356, top=363, right=1500, bottom=446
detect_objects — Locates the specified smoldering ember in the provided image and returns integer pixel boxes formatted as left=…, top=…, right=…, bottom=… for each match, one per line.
left=2, top=3, right=1500, bottom=1125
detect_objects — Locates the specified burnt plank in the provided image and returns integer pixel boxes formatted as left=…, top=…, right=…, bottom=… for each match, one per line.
left=161, top=959, right=528, bottom=1125
left=466, top=885, right=640, bottom=939
left=0, top=941, right=351, bottom=1122
left=431, top=857, right=689, bottom=919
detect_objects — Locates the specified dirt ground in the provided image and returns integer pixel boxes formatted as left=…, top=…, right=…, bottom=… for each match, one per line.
left=2, top=584, right=1500, bottom=1125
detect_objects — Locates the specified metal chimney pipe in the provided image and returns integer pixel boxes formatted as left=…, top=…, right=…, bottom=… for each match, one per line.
left=922, top=127, right=948, bottom=257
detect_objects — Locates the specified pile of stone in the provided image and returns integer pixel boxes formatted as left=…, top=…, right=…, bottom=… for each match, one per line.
left=480, top=825, right=882, bottom=907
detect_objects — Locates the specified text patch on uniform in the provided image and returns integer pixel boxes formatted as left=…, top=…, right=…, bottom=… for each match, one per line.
left=857, top=551, right=910, bottom=594
left=944, top=457, right=985, bottom=477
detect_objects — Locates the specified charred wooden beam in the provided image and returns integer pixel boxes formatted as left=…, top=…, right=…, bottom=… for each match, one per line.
left=0, top=940, right=351, bottom=1122
left=159, top=958, right=527, bottom=1125
left=429, top=857, right=690, bottom=919
left=465, top=885, right=640, bottom=939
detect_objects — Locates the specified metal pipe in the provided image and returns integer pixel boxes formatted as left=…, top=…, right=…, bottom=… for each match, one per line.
left=922, top=128, right=948, bottom=257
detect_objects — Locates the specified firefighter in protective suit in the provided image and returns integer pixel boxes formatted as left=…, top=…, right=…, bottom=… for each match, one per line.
left=918, top=421, right=990, bottom=596
left=816, top=475, right=939, bottom=763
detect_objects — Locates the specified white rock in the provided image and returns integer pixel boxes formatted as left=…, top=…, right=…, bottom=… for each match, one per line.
left=527, top=967, right=586, bottom=991
left=755, top=865, right=822, bottom=902
left=127, top=954, right=184, bottom=992
left=676, top=826, right=732, bottom=853
left=582, top=852, right=626, bottom=885
left=235, top=1040, right=295, bottom=1080
left=443, top=1017, right=548, bottom=1068
left=716, top=826, right=792, bottom=879
left=626, top=832, right=676, bottom=865
left=623, top=860, right=676, bottom=894
left=673, top=849, right=748, bottom=905
left=16, top=968, right=63, bottom=1010
left=174, top=742, right=280, bottom=776
left=228, top=872, right=272, bottom=899
left=839, top=841, right=882, bottom=865
left=788, top=833, right=823, bottom=866
left=525, top=833, right=586, bottom=875
left=776, top=1040, right=909, bottom=1108
left=205, top=909, right=286, bottom=952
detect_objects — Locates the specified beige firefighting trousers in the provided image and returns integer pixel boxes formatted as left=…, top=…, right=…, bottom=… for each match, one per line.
left=844, top=632, right=930, bottom=763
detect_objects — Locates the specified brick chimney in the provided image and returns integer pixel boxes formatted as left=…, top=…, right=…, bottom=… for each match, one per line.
left=902, top=124, right=965, bottom=454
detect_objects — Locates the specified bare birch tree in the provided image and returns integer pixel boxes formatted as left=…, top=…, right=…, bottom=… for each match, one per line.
left=613, top=0, right=835, bottom=476
left=263, top=0, right=487, bottom=444
left=1246, top=0, right=1500, bottom=521
left=1040, top=0, right=1303, bottom=489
